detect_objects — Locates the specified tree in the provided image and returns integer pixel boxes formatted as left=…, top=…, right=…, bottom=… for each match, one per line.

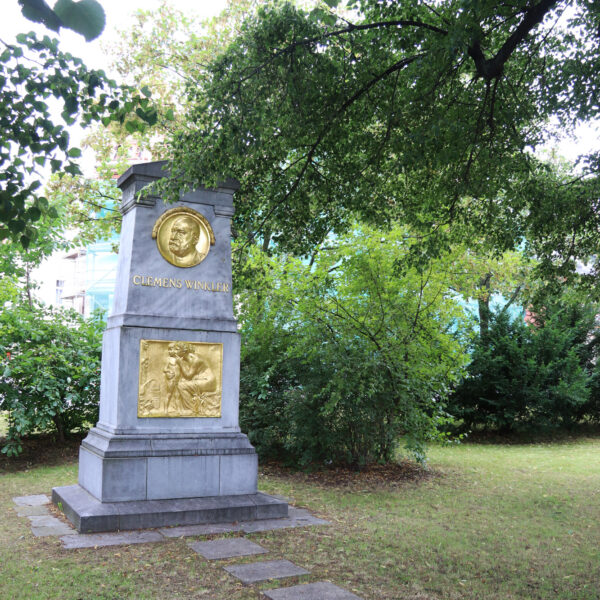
left=448, top=293, right=600, bottom=433
left=0, top=1, right=157, bottom=249
left=40, top=0, right=260, bottom=245
left=162, top=0, right=600, bottom=288
left=238, top=223, right=470, bottom=465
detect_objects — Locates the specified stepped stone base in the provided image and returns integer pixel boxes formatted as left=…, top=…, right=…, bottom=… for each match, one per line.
left=52, top=484, right=288, bottom=533
left=77, top=428, right=258, bottom=503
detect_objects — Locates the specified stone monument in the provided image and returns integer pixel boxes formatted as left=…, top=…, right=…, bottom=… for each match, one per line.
left=53, top=161, right=287, bottom=532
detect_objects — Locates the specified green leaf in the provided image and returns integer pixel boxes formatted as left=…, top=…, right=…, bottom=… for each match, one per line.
left=323, top=0, right=340, bottom=8
left=53, top=0, right=106, bottom=41
left=141, top=85, right=152, bottom=98
left=19, top=0, right=62, bottom=32
left=67, top=147, right=82, bottom=158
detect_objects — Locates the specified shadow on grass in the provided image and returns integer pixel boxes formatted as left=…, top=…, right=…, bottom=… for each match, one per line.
left=457, top=422, right=600, bottom=445
left=0, top=432, right=84, bottom=474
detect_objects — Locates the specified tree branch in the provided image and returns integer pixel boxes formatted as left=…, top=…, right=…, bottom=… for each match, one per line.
left=468, top=0, right=561, bottom=81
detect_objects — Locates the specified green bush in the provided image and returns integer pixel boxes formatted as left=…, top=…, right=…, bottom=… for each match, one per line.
left=0, top=295, right=103, bottom=456
left=448, top=298, right=598, bottom=432
left=238, top=224, right=469, bottom=467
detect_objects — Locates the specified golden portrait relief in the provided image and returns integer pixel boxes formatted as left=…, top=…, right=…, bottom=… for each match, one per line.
left=138, top=339, right=223, bottom=418
left=152, top=207, right=215, bottom=268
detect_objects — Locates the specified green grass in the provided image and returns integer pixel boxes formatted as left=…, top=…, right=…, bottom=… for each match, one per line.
left=1, top=436, right=599, bottom=599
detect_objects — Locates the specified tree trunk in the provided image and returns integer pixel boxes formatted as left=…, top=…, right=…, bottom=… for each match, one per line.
left=478, top=272, right=492, bottom=340
left=53, top=414, right=66, bottom=443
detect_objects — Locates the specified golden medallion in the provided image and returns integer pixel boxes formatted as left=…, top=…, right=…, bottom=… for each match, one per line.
left=152, top=207, right=215, bottom=268
left=138, top=339, right=223, bottom=418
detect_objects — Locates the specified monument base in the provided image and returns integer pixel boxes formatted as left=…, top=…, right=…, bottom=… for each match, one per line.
left=52, top=484, right=288, bottom=533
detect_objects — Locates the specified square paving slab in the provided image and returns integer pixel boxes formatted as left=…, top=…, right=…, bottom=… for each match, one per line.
left=263, top=582, right=364, bottom=599
left=241, top=508, right=329, bottom=533
left=189, top=537, right=268, bottom=560
left=32, top=524, right=77, bottom=537
left=14, top=505, right=50, bottom=517
left=13, top=494, right=50, bottom=507
left=61, top=531, right=164, bottom=549
left=224, top=559, right=310, bottom=584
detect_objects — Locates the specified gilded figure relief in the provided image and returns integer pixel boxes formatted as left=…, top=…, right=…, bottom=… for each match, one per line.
left=138, top=339, right=222, bottom=418
left=152, top=207, right=215, bottom=268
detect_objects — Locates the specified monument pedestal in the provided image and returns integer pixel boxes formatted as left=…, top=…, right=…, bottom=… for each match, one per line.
left=53, top=161, right=287, bottom=532
left=52, top=486, right=286, bottom=533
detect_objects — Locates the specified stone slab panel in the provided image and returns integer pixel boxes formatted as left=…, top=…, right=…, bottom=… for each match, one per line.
left=61, top=531, right=164, bottom=549
left=146, top=455, right=220, bottom=499
left=263, top=582, right=364, bottom=600
left=189, top=538, right=267, bottom=560
left=242, top=507, right=328, bottom=533
left=13, top=494, right=50, bottom=507
left=219, top=453, right=258, bottom=495
left=254, top=492, right=289, bottom=520
left=79, top=446, right=148, bottom=502
left=224, top=560, right=310, bottom=584
left=32, top=524, right=76, bottom=537
left=52, top=484, right=287, bottom=533
left=160, top=522, right=242, bottom=538
left=14, top=505, right=49, bottom=517
left=28, top=515, right=71, bottom=528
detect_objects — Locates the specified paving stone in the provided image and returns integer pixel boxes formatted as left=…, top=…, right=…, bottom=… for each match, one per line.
left=61, top=531, right=164, bottom=549
left=13, top=494, right=50, bottom=507
left=224, top=559, right=310, bottom=584
left=28, top=515, right=71, bottom=528
left=160, top=522, right=243, bottom=538
left=263, top=582, right=364, bottom=600
left=14, top=505, right=50, bottom=517
left=189, top=537, right=268, bottom=560
left=241, top=508, right=329, bottom=533
left=32, top=524, right=77, bottom=537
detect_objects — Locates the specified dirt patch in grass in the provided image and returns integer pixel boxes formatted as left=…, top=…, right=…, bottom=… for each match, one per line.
left=0, top=433, right=83, bottom=474
left=461, top=423, right=600, bottom=445
left=260, top=459, right=436, bottom=491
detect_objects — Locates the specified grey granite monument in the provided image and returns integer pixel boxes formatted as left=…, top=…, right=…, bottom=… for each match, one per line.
left=53, top=161, right=287, bottom=532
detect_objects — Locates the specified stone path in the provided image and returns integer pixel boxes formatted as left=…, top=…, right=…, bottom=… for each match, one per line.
left=12, top=494, right=76, bottom=537
left=263, top=582, right=364, bottom=599
left=224, top=559, right=310, bottom=584
left=12, top=494, right=364, bottom=599
left=189, top=537, right=268, bottom=560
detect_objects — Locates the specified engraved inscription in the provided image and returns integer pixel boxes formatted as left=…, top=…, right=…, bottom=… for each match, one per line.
left=152, top=207, right=215, bottom=268
left=131, top=275, right=230, bottom=292
left=138, top=339, right=222, bottom=418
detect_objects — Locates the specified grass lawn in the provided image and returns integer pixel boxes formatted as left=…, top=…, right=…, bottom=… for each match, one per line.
left=0, top=433, right=598, bottom=599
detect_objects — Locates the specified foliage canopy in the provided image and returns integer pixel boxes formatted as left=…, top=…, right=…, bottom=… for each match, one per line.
left=1, top=1, right=157, bottom=250
left=238, top=223, right=470, bottom=465
left=164, top=0, right=600, bottom=288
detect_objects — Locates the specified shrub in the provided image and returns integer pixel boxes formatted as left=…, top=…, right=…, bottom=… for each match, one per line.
left=448, top=298, right=598, bottom=432
left=0, top=297, right=103, bottom=456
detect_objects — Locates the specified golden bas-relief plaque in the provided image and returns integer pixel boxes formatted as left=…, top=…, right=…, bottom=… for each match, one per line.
left=152, top=207, right=215, bottom=268
left=138, top=340, right=223, bottom=418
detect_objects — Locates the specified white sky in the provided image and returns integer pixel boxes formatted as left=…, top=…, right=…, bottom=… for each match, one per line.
left=3, top=1, right=229, bottom=62
left=2, top=0, right=597, bottom=164
left=3, top=1, right=229, bottom=174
